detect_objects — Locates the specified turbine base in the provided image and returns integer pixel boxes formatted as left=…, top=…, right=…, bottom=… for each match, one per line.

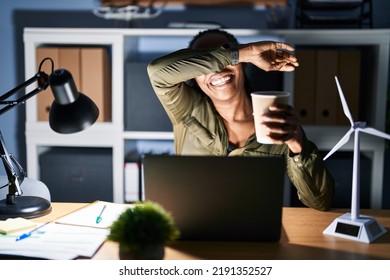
left=323, top=212, right=387, bottom=243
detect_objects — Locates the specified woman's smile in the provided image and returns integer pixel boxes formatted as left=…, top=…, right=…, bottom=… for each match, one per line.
left=210, top=73, right=234, bottom=87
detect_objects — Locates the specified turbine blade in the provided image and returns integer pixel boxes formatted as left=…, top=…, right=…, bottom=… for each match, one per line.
left=361, top=127, right=390, bottom=140
left=335, top=76, right=354, bottom=127
left=323, top=128, right=354, bottom=160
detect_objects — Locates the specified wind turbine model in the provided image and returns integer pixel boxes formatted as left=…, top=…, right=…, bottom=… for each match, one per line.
left=322, top=76, right=389, bottom=243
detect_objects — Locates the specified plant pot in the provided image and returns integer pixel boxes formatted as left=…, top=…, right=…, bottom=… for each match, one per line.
left=119, top=244, right=165, bottom=260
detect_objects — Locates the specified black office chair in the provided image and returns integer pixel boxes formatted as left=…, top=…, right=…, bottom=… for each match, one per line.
left=296, top=0, right=373, bottom=28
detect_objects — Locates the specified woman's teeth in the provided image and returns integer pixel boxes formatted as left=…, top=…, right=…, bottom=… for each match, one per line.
left=211, top=75, right=232, bottom=86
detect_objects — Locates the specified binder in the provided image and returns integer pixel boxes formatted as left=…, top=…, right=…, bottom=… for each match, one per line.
left=124, top=162, right=141, bottom=202
left=58, top=47, right=81, bottom=90
left=36, top=47, right=59, bottom=121
left=315, top=50, right=339, bottom=125
left=293, top=49, right=317, bottom=124
left=81, top=48, right=112, bottom=122
left=337, top=50, right=361, bottom=125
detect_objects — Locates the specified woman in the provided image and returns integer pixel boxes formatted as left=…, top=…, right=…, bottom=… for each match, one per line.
left=147, top=29, right=334, bottom=211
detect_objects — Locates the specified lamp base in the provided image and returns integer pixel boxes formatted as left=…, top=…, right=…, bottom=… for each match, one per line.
left=0, top=196, right=52, bottom=220
left=323, top=212, right=387, bottom=243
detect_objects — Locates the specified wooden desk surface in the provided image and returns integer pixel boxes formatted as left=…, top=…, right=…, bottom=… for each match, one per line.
left=34, top=203, right=390, bottom=260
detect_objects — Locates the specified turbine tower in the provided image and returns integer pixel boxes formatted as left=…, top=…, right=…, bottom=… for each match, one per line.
left=322, top=76, right=389, bottom=243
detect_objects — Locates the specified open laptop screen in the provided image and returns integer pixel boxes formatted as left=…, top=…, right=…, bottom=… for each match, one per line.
left=142, top=155, right=286, bottom=242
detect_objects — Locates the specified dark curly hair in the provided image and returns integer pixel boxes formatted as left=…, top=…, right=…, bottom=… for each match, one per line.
left=188, top=29, right=239, bottom=49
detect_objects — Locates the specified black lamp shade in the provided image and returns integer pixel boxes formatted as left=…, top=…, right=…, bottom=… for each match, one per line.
left=48, top=69, right=99, bottom=134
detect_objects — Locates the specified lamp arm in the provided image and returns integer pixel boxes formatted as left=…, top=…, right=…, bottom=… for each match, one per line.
left=0, top=58, right=51, bottom=205
left=0, top=131, right=23, bottom=204
left=1, top=75, right=39, bottom=102
left=0, top=71, right=49, bottom=116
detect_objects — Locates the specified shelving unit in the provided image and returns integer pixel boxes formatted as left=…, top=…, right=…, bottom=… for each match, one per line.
left=276, top=29, right=390, bottom=209
left=24, top=28, right=389, bottom=207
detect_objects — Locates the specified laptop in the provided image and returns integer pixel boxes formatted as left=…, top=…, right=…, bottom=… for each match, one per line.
left=142, top=154, right=286, bottom=242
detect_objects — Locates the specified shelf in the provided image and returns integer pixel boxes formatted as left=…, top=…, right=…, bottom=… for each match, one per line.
left=296, top=0, right=373, bottom=28
left=109, top=0, right=287, bottom=6
left=123, top=131, right=174, bottom=140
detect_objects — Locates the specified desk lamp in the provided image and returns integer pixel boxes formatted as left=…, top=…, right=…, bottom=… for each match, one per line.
left=0, top=57, right=99, bottom=219
left=323, top=76, right=388, bottom=243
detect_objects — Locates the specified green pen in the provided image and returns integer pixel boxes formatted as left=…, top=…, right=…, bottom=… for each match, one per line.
left=96, top=204, right=106, bottom=224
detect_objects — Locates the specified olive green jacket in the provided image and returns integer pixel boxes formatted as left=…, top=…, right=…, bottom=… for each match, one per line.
left=147, top=46, right=335, bottom=211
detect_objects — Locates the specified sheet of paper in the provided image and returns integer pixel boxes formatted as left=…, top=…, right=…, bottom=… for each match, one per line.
left=55, top=200, right=133, bottom=229
left=0, top=249, right=78, bottom=260
left=0, top=222, right=109, bottom=259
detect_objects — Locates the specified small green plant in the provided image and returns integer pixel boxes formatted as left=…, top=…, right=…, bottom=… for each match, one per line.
left=107, top=201, right=180, bottom=252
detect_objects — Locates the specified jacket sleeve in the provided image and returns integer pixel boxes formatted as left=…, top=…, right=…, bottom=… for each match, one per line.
left=286, top=131, right=335, bottom=211
left=147, top=47, right=232, bottom=124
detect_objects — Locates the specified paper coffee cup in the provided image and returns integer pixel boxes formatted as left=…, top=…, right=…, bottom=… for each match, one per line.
left=251, top=91, right=290, bottom=144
